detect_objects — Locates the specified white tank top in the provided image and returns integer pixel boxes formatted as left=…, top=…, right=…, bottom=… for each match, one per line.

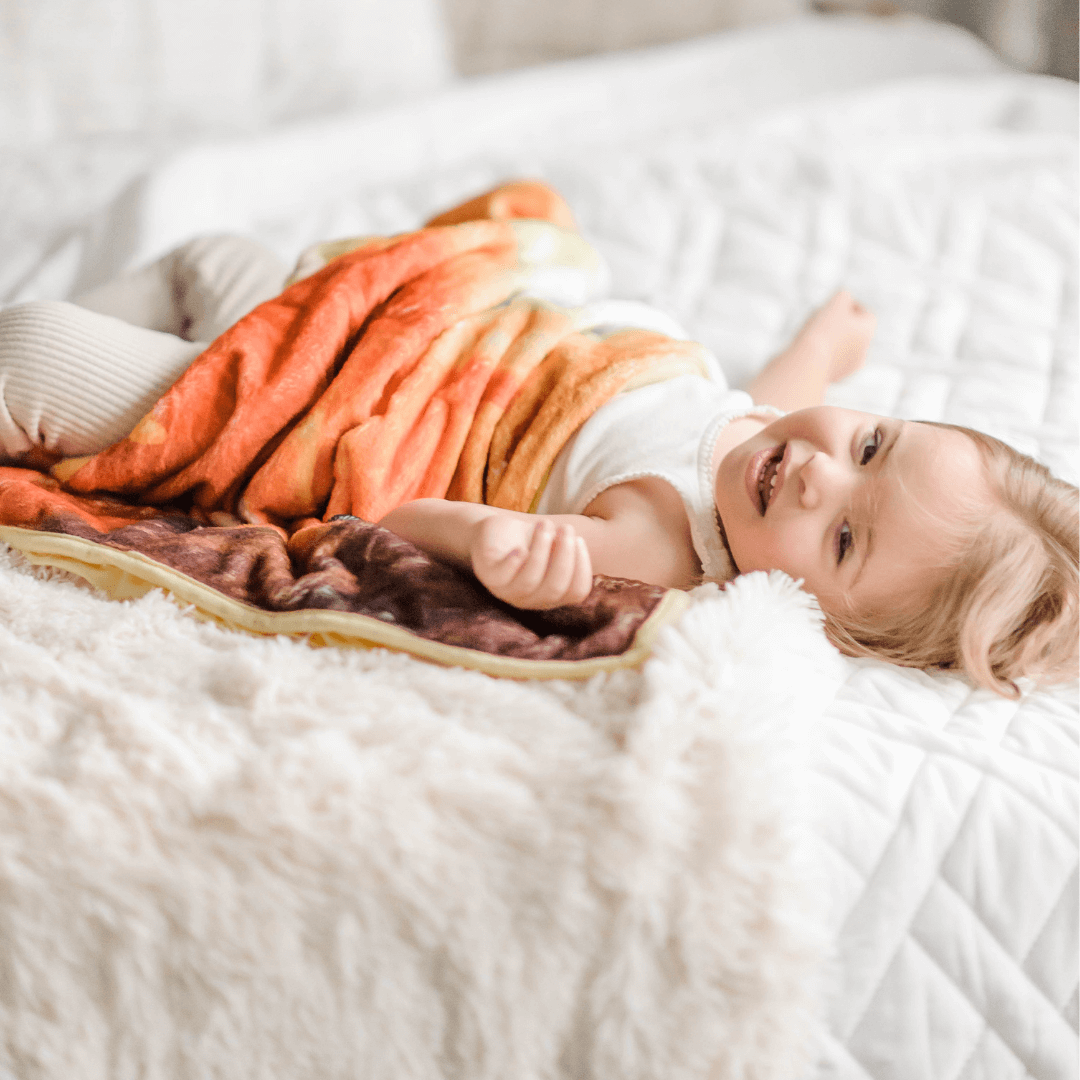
left=534, top=372, right=779, bottom=583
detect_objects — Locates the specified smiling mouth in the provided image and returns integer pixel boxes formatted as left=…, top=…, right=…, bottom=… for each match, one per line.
left=750, top=445, right=786, bottom=515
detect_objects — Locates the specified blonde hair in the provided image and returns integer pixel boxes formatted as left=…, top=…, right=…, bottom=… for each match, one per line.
left=823, top=424, right=1078, bottom=698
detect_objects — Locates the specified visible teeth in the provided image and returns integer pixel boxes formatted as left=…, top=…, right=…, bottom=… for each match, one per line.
left=759, top=449, right=782, bottom=512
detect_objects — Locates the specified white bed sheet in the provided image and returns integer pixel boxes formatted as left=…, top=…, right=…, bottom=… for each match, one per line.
left=1, top=14, right=1076, bottom=1079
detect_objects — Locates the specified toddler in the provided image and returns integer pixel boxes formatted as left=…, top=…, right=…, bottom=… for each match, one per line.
left=382, top=299, right=1078, bottom=698
left=0, top=232, right=1075, bottom=697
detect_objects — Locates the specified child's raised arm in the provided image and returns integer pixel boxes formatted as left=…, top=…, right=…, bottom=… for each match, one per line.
left=745, top=291, right=875, bottom=411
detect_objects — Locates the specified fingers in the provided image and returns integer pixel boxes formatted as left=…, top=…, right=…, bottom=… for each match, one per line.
left=543, top=529, right=594, bottom=607
left=477, top=520, right=593, bottom=609
left=514, top=522, right=591, bottom=608
left=515, top=519, right=560, bottom=596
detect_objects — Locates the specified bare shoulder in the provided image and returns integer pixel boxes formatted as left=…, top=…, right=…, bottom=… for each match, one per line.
left=581, top=477, right=701, bottom=589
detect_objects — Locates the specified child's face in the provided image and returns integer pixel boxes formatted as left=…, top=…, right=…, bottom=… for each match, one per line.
left=714, top=407, right=987, bottom=618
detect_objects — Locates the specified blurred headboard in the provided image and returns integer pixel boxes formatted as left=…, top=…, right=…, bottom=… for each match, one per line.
left=0, top=0, right=452, bottom=145
left=442, top=0, right=810, bottom=75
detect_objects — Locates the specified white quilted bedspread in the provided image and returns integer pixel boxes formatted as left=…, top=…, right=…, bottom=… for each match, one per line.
left=1, top=15, right=1076, bottom=1079
left=812, top=668, right=1077, bottom=1080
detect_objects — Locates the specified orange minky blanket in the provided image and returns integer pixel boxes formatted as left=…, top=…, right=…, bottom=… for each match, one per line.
left=0, top=182, right=705, bottom=676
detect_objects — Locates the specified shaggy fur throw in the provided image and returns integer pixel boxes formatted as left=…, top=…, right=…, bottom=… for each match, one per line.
left=0, top=547, right=840, bottom=1080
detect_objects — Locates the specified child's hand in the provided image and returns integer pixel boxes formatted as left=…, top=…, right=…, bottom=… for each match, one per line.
left=470, top=515, right=593, bottom=610
left=744, top=290, right=876, bottom=413
left=802, top=290, right=877, bottom=384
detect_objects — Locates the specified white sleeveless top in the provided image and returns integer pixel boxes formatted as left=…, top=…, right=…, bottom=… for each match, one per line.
left=534, top=372, right=780, bottom=583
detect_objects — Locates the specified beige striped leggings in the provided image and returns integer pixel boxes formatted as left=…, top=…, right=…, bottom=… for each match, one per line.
left=0, top=236, right=287, bottom=461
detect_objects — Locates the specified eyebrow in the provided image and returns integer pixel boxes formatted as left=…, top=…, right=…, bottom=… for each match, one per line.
left=850, top=421, right=904, bottom=591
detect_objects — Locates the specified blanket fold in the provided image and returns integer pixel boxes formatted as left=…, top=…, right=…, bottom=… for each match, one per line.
left=0, top=181, right=709, bottom=673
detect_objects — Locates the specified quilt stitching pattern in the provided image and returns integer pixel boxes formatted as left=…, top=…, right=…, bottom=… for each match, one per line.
left=940, top=873, right=1071, bottom=1023
left=914, top=889, right=1074, bottom=1079
left=1021, top=868, right=1080, bottom=1016
left=835, top=752, right=990, bottom=1043
left=812, top=673, right=1077, bottom=1080
left=951, top=1024, right=996, bottom=1080
left=905, top=933, right=1003, bottom=1080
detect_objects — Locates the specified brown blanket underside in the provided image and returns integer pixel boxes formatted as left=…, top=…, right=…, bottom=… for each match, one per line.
left=19, top=512, right=675, bottom=664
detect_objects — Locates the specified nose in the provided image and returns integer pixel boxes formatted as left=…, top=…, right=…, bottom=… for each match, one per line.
left=797, top=450, right=850, bottom=511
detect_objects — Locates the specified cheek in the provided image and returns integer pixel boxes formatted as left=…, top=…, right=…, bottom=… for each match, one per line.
left=727, top=520, right=785, bottom=574
left=729, top=517, right=821, bottom=578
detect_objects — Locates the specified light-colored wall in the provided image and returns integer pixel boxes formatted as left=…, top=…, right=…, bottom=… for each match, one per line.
left=0, top=0, right=452, bottom=144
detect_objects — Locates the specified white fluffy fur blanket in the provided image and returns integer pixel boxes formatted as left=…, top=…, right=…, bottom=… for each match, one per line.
left=0, top=547, right=840, bottom=1080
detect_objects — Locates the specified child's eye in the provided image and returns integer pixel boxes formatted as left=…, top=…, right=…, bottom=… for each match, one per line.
left=837, top=522, right=853, bottom=565
left=859, top=428, right=883, bottom=466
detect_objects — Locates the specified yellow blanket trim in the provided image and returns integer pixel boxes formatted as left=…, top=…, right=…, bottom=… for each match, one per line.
left=0, top=525, right=690, bottom=681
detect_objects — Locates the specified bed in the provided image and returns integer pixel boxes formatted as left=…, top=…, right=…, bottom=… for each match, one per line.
left=1, top=10, right=1076, bottom=1079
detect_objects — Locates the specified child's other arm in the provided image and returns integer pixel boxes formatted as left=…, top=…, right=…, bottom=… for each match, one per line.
left=745, top=290, right=875, bottom=412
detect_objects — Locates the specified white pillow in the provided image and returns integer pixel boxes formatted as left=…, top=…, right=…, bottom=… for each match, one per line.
left=0, top=0, right=452, bottom=145
left=443, top=0, right=810, bottom=75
